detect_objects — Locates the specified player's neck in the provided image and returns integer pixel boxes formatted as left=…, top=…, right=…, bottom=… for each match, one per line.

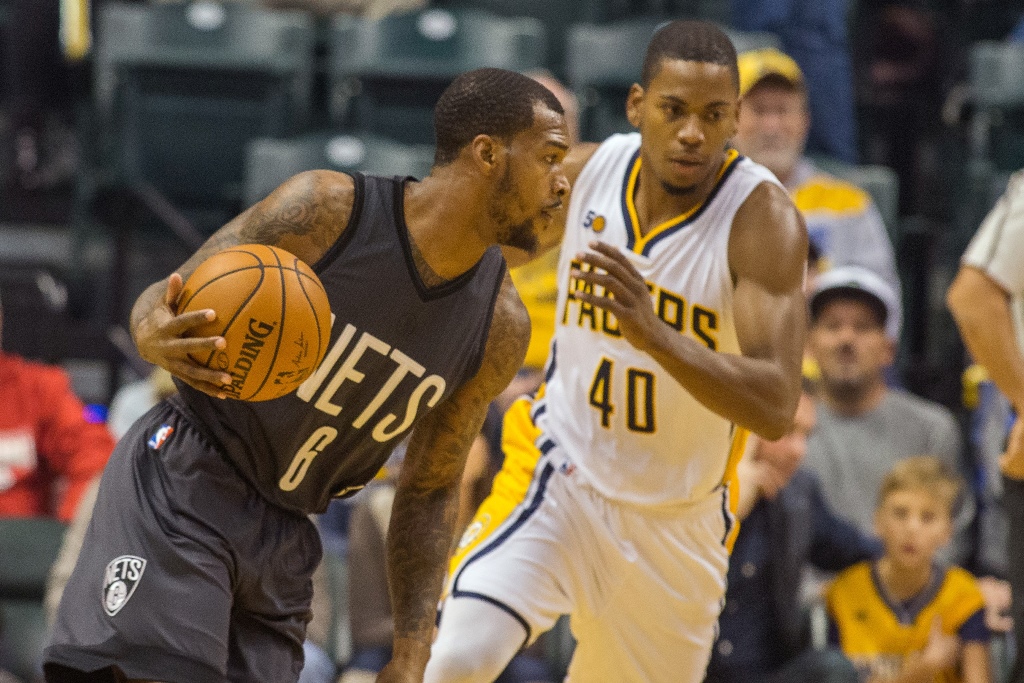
left=632, top=157, right=723, bottom=238
left=876, top=556, right=933, bottom=603
left=402, top=175, right=491, bottom=280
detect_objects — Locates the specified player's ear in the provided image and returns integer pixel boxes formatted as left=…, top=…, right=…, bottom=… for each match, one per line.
left=626, top=83, right=645, bottom=129
left=470, top=134, right=502, bottom=174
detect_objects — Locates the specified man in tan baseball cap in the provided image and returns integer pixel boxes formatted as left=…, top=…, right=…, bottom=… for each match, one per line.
left=733, top=47, right=901, bottom=304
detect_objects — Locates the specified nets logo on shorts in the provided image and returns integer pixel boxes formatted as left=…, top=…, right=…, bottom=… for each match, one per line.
left=102, top=555, right=147, bottom=617
left=147, top=424, right=174, bottom=450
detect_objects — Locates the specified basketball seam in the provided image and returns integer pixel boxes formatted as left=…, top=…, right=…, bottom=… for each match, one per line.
left=178, top=264, right=265, bottom=313
left=195, top=264, right=268, bottom=370
left=243, top=246, right=287, bottom=401
left=186, top=249, right=270, bottom=370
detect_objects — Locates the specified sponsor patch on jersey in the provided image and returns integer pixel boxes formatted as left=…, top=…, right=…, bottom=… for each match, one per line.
left=147, top=424, right=174, bottom=450
left=102, top=555, right=147, bottom=617
left=559, top=461, right=576, bottom=476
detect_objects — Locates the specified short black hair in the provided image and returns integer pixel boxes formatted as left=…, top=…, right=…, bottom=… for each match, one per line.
left=433, top=67, right=564, bottom=166
left=640, top=20, right=739, bottom=90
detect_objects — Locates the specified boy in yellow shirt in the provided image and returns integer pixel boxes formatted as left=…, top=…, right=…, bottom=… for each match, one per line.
left=827, top=455, right=991, bottom=683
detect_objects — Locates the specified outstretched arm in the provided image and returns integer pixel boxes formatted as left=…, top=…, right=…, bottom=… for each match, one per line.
left=572, top=181, right=807, bottom=440
left=129, top=170, right=355, bottom=396
left=379, top=275, right=530, bottom=682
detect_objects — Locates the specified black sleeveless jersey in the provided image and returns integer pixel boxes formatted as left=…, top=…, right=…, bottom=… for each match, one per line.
left=172, top=174, right=507, bottom=514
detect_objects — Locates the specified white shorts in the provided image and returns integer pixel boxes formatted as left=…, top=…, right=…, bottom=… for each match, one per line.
left=445, top=450, right=732, bottom=683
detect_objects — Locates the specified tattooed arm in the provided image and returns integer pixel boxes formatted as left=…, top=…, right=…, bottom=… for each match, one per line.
left=378, top=275, right=531, bottom=683
left=130, top=170, right=355, bottom=396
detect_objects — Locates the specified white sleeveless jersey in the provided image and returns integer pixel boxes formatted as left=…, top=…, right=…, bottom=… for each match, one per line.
left=535, top=133, right=782, bottom=508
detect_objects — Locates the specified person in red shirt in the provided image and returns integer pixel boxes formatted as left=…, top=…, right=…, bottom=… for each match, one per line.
left=0, top=292, right=114, bottom=521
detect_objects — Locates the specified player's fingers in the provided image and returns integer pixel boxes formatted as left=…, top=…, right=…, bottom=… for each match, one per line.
left=164, top=358, right=232, bottom=397
left=575, top=290, right=626, bottom=318
left=163, top=308, right=218, bottom=336
left=572, top=269, right=636, bottom=304
left=588, top=241, right=645, bottom=279
left=161, top=335, right=227, bottom=358
left=165, top=273, right=184, bottom=311
left=577, top=251, right=647, bottom=294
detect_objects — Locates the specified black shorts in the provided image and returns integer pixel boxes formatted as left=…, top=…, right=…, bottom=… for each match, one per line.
left=44, top=401, right=322, bottom=683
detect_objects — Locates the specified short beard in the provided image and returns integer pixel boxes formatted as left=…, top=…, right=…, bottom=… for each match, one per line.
left=490, top=165, right=539, bottom=253
left=498, top=219, right=539, bottom=252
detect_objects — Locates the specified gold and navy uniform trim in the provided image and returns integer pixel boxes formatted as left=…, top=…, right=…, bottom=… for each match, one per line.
left=449, top=457, right=556, bottom=645
left=620, top=149, right=743, bottom=257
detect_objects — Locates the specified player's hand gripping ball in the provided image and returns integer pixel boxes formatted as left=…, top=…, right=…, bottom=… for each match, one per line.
left=178, top=244, right=332, bottom=401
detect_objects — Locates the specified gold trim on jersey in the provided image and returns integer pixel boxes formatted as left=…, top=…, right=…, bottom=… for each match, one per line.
left=448, top=397, right=544, bottom=580
left=623, top=148, right=741, bottom=256
left=720, top=426, right=749, bottom=553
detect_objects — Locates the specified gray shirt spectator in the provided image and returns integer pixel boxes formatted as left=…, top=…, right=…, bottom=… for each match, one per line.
left=805, top=266, right=972, bottom=565
left=805, top=390, right=966, bottom=559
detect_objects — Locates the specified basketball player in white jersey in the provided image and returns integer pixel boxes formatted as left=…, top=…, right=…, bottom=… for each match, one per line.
left=425, top=20, right=807, bottom=683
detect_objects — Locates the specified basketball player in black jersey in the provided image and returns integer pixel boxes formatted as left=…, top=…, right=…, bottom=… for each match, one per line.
left=43, top=68, right=570, bottom=683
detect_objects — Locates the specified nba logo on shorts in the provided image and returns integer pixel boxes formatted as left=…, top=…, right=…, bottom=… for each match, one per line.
left=102, top=555, right=147, bottom=617
left=147, top=424, right=174, bottom=450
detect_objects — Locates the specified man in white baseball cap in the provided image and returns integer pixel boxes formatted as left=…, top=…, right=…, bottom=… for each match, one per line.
left=809, top=265, right=902, bottom=342
left=804, top=265, right=973, bottom=564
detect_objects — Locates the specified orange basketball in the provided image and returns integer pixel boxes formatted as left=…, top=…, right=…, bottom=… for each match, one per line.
left=178, top=244, right=332, bottom=402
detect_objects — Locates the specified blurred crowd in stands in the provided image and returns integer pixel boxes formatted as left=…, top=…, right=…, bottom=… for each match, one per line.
left=4, top=0, right=1024, bottom=681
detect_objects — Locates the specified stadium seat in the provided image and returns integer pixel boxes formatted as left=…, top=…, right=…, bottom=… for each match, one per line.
left=328, top=8, right=546, bottom=145
left=0, top=518, right=68, bottom=682
left=814, top=158, right=901, bottom=242
left=91, top=1, right=316, bottom=232
left=566, top=18, right=780, bottom=141
left=437, top=0, right=600, bottom=76
left=243, top=132, right=435, bottom=207
left=969, top=41, right=1024, bottom=172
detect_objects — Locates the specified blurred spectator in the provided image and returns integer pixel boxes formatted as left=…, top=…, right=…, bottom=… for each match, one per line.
left=826, top=456, right=992, bottom=683
left=733, top=48, right=900, bottom=301
left=854, top=5, right=947, bottom=217
left=3, top=0, right=81, bottom=192
left=0, top=290, right=113, bottom=522
left=730, top=0, right=857, bottom=162
left=106, top=367, right=176, bottom=439
left=804, top=266, right=975, bottom=566
left=705, top=392, right=875, bottom=683
left=343, top=479, right=396, bottom=683
left=948, top=168, right=1024, bottom=679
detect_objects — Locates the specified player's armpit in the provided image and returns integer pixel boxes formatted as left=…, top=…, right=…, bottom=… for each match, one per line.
left=383, top=274, right=530, bottom=676
left=502, top=142, right=601, bottom=269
